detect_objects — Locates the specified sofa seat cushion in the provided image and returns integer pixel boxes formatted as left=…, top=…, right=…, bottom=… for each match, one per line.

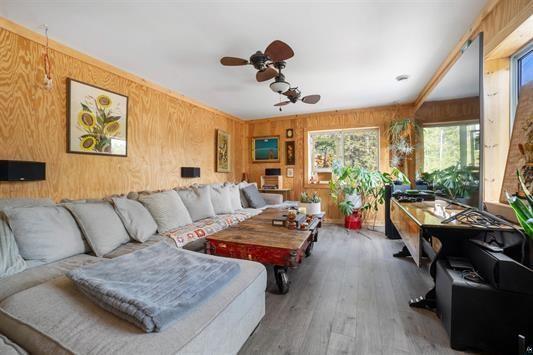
left=0, top=333, right=27, bottom=355
left=103, top=234, right=171, bottom=259
left=0, top=254, right=100, bottom=302
left=163, top=209, right=261, bottom=248
left=0, top=251, right=266, bottom=355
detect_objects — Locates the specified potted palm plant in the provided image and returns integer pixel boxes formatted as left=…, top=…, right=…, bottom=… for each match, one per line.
left=299, top=192, right=322, bottom=215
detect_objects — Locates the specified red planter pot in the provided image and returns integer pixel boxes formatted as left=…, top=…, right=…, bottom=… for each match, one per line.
left=344, top=211, right=362, bottom=230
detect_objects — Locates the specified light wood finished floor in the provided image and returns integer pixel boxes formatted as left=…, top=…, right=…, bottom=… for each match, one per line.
left=239, top=225, right=463, bottom=355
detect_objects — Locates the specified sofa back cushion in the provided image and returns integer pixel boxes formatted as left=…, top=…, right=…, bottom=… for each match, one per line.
left=227, top=184, right=243, bottom=211
left=176, top=185, right=216, bottom=222
left=209, top=184, right=234, bottom=215
left=138, top=190, right=193, bottom=233
left=241, top=184, right=267, bottom=209
left=64, top=202, right=130, bottom=257
left=4, top=205, right=89, bottom=266
left=0, top=198, right=55, bottom=277
left=111, top=197, right=158, bottom=242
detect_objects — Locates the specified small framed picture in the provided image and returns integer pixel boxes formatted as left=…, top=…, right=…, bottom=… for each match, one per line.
left=286, top=128, right=294, bottom=139
left=285, top=141, right=295, bottom=165
left=287, top=167, right=294, bottom=178
left=252, top=136, right=280, bottom=163
left=216, top=130, right=231, bottom=173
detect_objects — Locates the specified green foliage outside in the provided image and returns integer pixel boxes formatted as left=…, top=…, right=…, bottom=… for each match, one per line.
left=311, top=129, right=378, bottom=172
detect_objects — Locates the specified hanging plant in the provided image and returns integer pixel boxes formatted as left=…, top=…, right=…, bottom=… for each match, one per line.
left=387, top=118, right=420, bottom=168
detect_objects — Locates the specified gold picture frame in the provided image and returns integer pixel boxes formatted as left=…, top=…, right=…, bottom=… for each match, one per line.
left=251, top=136, right=280, bottom=163
left=216, top=129, right=231, bottom=173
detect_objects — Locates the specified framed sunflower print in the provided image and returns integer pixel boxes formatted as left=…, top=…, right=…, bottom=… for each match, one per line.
left=67, top=79, right=128, bottom=157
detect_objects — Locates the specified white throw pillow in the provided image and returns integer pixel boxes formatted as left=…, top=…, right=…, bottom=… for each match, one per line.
left=139, top=190, right=193, bottom=234
left=176, top=185, right=216, bottom=222
left=209, top=184, right=234, bottom=215
left=227, top=183, right=243, bottom=211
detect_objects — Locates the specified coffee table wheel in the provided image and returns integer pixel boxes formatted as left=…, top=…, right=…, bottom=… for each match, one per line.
left=274, top=266, right=289, bottom=294
left=305, top=241, right=314, bottom=257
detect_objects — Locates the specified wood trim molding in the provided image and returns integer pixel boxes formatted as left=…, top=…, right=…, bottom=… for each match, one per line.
left=486, top=13, right=533, bottom=60
left=247, top=103, right=415, bottom=123
left=0, top=16, right=242, bottom=122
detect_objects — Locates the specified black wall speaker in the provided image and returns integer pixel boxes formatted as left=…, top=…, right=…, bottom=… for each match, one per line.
left=0, top=160, right=46, bottom=181
left=181, top=167, right=200, bottom=178
left=265, top=168, right=281, bottom=176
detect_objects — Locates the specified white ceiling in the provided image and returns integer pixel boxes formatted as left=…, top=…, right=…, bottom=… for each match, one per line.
left=427, top=35, right=481, bottom=101
left=1, top=0, right=487, bottom=120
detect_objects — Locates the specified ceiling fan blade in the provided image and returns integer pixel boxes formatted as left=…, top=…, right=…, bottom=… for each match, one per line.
left=302, top=95, right=321, bottom=104
left=265, top=40, right=294, bottom=62
left=283, top=88, right=299, bottom=98
left=274, top=101, right=290, bottom=107
left=220, top=57, right=249, bottom=66
left=256, top=67, right=278, bottom=82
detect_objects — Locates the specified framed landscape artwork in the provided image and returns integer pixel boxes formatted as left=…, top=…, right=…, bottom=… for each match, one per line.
left=67, top=79, right=128, bottom=156
left=252, top=136, right=280, bottom=163
left=285, top=141, right=295, bottom=165
left=216, top=129, right=231, bottom=172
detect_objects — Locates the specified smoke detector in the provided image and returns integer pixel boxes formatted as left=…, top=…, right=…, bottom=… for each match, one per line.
left=395, top=74, right=409, bottom=82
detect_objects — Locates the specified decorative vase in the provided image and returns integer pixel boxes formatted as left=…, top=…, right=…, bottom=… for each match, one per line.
left=299, top=202, right=321, bottom=216
left=344, top=211, right=362, bottom=230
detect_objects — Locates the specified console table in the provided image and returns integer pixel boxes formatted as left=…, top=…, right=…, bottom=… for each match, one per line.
left=389, top=198, right=516, bottom=309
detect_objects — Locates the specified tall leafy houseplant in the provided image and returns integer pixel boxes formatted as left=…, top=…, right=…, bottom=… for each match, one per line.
left=329, top=162, right=409, bottom=229
left=422, top=165, right=478, bottom=202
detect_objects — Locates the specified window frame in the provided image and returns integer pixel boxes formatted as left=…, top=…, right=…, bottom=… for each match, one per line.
left=307, top=127, right=380, bottom=178
left=510, top=41, right=533, bottom=131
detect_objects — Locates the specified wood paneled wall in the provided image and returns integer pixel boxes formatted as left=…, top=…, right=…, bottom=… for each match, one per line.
left=246, top=105, right=415, bottom=223
left=0, top=27, right=247, bottom=201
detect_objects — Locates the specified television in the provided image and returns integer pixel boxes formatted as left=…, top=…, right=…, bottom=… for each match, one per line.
left=414, top=33, right=483, bottom=209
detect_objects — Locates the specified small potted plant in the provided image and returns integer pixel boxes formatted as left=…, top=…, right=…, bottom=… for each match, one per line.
left=299, top=192, right=322, bottom=215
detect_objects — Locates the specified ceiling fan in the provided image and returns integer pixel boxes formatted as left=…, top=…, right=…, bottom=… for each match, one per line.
left=274, top=87, right=321, bottom=111
left=220, top=40, right=294, bottom=83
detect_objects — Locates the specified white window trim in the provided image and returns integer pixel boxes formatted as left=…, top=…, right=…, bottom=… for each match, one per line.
left=510, top=41, right=533, bottom=132
left=307, top=127, right=380, bottom=179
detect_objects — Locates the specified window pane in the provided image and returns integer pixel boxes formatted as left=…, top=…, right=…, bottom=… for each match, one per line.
left=423, top=123, right=480, bottom=172
left=518, top=49, right=533, bottom=91
left=311, top=133, right=339, bottom=171
left=343, top=129, right=379, bottom=170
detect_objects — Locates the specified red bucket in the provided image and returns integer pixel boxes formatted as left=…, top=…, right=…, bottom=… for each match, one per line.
left=344, top=210, right=362, bottom=230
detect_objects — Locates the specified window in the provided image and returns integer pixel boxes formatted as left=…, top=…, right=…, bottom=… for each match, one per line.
left=308, top=128, right=379, bottom=178
left=511, top=42, right=533, bottom=128
left=422, top=122, right=480, bottom=173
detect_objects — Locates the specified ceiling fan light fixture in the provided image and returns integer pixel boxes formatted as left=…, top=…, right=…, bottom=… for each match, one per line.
left=270, top=80, right=290, bottom=94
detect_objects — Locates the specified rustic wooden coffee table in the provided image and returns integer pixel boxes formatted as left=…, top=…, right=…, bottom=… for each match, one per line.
left=206, top=208, right=323, bottom=294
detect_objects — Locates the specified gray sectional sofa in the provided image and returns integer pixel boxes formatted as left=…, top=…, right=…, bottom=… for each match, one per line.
left=0, top=182, right=289, bottom=354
